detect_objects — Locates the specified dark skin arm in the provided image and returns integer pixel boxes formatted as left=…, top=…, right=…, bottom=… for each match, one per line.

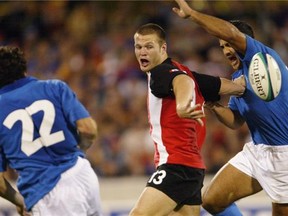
left=172, top=0, right=247, bottom=55
left=76, top=117, right=98, bottom=152
left=205, top=102, right=245, bottom=129
left=173, top=0, right=248, bottom=129
left=219, top=77, right=245, bottom=96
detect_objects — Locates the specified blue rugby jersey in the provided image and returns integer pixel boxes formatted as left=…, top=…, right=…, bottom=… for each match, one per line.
left=229, top=36, right=288, bottom=145
left=0, top=77, right=89, bottom=210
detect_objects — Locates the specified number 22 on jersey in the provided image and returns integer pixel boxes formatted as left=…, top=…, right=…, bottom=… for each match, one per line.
left=3, top=99, right=65, bottom=156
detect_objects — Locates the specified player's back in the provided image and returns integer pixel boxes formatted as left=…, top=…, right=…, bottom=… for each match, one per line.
left=0, top=76, right=86, bottom=208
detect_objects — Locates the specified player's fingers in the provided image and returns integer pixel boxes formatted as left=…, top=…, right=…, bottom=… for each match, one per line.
left=189, top=103, right=201, bottom=110
left=190, top=110, right=204, bottom=116
left=172, top=7, right=179, bottom=13
left=196, top=118, right=204, bottom=127
left=172, top=8, right=182, bottom=17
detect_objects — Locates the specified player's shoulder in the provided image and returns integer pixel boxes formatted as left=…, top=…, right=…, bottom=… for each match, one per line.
left=246, top=36, right=277, bottom=59
left=38, top=79, right=68, bottom=88
left=33, top=79, right=71, bottom=96
left=41, top=79, right=65, bottom=84
left=151, top=58, right=184, bottom=74
left=151, top=62, right=175, bottom=73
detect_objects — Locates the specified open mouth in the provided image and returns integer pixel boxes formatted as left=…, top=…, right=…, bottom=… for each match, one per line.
left=140, top=58, right=149, bottom=67
left=228, top=56, right=238, bottom=65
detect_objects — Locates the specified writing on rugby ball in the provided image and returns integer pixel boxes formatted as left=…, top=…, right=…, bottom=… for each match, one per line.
left=248, top=52, right=281, bottom=101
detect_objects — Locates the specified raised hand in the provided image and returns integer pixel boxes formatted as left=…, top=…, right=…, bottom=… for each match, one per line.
left=172, top=0, right=193, bottom=19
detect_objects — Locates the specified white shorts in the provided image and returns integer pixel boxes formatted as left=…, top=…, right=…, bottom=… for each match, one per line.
left=229, top=142, right=288, bottom=203
left=31, top=157, right=103, bottom=216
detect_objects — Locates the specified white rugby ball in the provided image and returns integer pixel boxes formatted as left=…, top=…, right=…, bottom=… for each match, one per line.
left=248, top=52, right=282, bottom=101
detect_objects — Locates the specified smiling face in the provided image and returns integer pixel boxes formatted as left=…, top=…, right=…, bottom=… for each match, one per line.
left=134, top=32, right=168, bottom=73
left=219, top=39, right=241, bottom=71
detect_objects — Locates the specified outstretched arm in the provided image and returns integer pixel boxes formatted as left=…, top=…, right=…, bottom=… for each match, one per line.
left=219, top=76, right=245, bottom=96
left=205, top=102, right=245, bottom=129
left=172, top=0, right=247, bottom=54
left=173, top=74, right=205, bottom=126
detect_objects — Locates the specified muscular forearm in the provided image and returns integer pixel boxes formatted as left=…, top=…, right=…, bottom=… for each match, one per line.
left=173, top=0, right=246, bottom=52
left=219, top=78, right=245, bottom=96
left=173, top=75, right=205, bottom=125
left=188, top=10, right=238, bottom=42
left=174, top=74, right=194, bottom=111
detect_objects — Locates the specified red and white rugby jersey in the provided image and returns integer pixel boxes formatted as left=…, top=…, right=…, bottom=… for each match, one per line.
left=147, top=58, right=221, bottom=169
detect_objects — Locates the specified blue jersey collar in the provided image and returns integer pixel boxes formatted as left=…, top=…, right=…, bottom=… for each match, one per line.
left=0, top=77, right=37, bottom=94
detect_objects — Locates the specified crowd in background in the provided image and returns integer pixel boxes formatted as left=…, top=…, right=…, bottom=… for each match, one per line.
left=0, top=1, right=287, bottom=178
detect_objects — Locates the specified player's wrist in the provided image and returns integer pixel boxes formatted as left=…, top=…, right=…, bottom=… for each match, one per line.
left=209, top=102, right=223, bottom=111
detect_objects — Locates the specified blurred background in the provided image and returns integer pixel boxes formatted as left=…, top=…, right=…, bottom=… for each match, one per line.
left=0, top=1, right=287, bottom=215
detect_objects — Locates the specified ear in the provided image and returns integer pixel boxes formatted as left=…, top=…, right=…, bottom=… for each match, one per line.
left=161, top=43, right=167, bottom=54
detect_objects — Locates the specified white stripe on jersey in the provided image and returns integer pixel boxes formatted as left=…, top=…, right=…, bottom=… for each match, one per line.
left=147, top=73, right=168, bottom=165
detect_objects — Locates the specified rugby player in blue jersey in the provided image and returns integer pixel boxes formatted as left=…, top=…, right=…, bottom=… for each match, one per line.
left=173, top=1, right=288, bottom=216
left=0, top=46, right=103, bottom=216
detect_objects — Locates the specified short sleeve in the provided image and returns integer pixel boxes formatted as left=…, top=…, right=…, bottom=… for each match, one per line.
left=150, top=63, right=187, bottom=98
left=50, top=80, right=90, bottom=125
